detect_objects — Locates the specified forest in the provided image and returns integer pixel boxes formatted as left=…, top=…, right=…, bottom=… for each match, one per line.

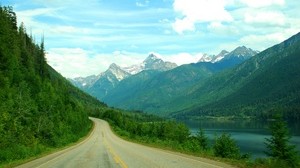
left=0, top=6, right=105, bottom=165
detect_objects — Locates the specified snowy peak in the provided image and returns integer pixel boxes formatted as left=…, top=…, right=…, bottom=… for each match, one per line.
left=197, top=51, right=229, bottom=63
left=225, top=46, right=258, bottom=59
left=197, top=47, right=257, bottom=63
left=108, top=63, right=120, bottom=70
left=144, top=53, right=160, bottom=63
left=123, top=53, right=177, bottom=75
left=69, top=75, right=99, bottom=88
left=213, top=50, right=229, bottom=63
left=122, top=64, right=144, bottom=75
left=143, top=53, right=177, bottom=71
left=106, top=63, right=130, bottom=81
left=198, top=54, right=214, bottom=62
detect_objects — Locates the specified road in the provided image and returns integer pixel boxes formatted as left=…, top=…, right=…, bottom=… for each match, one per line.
left=17, top=117, right=233, bottom=168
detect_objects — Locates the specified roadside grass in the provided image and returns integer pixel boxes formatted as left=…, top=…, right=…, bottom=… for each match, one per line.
left=0, top=120, right=94, bottom=168
left=109, top=124, right=296, bottom=168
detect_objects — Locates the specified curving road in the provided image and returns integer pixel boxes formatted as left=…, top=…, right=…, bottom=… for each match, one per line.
left=17, top=117, right=233, bottom=168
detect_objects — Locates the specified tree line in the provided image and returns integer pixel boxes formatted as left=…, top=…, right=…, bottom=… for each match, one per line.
left=91, top=107, right=299, bottom=167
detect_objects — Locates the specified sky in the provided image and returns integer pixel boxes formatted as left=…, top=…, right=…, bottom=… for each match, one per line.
left=1, top=0, right=300, bottom=78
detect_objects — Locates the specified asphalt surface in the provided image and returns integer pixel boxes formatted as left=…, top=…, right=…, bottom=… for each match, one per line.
left=17, top=117, right=234, bottom=168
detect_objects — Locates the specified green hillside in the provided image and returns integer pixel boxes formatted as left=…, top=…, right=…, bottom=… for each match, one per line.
left=173, top=32, right=300, bottom=120
left=103, top=62, right=221, bottom=113
left=0, top=6, right=106, bottom=164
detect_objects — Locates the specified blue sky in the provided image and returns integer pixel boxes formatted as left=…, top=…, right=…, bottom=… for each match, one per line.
left=2, top=0, right=300, bottom=78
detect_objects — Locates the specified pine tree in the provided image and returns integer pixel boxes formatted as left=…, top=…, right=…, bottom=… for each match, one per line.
left=196, top=128, right=208, bottom=150
left=265, top=113, right=299, bottom=167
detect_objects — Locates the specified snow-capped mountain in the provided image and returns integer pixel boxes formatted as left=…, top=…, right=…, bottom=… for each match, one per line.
left=106, top=63, right=131, bottom=81
left=223, top=46, right=258, bottom=60
left=213, top=50, right=229, bottom=62
left=122, top=64, right=144, bottom=75
left=69, top=53, right=177, bottom=100
left=198, top=46, right=258, bottom=64
left=122, top=53, right=177, bottom=74
left=84, top=63, right=131, bottom=99
left=69, top=75, right=98, bottom=89
left=197, top=54, right=214, bottom=63
left=197, top=50, right=230, bottom=63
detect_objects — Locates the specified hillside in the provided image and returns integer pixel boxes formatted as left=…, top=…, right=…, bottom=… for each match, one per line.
left=0, top=6, right=106, bottom=164
left=172, top=32, right=300, bottom=120
left=102, top=46, right=257, bottom=114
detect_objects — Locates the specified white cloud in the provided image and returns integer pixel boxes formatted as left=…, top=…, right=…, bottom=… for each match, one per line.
left=172, top=0, right=233, bottom=34
left=46, top=47, right=205, bottom=78
left=244, top=11, right=286, bottom=26
left=136, top=0, right=150, bottom=7
left=172, top=18, right=195, bottom=34
left=46, top=48, right=145, bottom=78
left=207, top=22, right=239, bottom=35
left=239, top=33, right=286, bottom=51
left=46, top=48, right=94, bottom=78
left=15, top=7, right=61, bottom=26
left=241, top=0, right=285, bottom=8
left=163, top=53, right=203, bottom=65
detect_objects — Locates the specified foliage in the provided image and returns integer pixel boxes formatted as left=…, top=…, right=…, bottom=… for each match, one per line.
left=213, top=133, right=241, bottom=159
left=90, top=107, right=252, bottom=163
left=196, top=128, right=209, bottom=150
left=0, top=6, right=105, bottom=165
left=264, top=113, right=299, bottom=167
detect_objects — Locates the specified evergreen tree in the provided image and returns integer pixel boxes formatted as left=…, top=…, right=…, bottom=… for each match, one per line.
left=196, top=128, right=208, bottom=150
left=265, top=113, right=299, bottom=167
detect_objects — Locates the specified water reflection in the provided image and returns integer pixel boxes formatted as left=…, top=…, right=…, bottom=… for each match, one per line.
left=181, top=119, right=300, bottom=159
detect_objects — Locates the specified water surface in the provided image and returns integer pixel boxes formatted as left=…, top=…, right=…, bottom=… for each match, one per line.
left=182, top=119, right=300, bottom=159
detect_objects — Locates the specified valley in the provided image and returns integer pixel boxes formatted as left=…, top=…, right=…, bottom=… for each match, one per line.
left=71, top=33, right=300, bottom=121
left=1, top=1, right=300, bottom=168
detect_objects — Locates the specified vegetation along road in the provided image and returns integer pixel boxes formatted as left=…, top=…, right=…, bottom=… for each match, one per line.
left=17, top=117, right=233, bottom=168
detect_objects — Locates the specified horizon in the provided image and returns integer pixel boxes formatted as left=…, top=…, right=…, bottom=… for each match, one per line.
left=2, top=0, right=300, bottom=78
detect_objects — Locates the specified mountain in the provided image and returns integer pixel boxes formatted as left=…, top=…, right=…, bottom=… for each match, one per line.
left=198, top=46, right=258, bottom=64
left=104, top=33, right=300, bottom=119
left=171, top=32, right=300, bottom=119
left=122, top=53, right=178, bottom=74
left=102, top=46, right=257, bottom=114
left=69, top=74, right=98, bottom=89
left=198, top=50, right=229, bottom=63
left=85, top=63, right=131, bottom=99
left=143, top=53, right=178, bottom=71
left=213, top=50, right=230, bottom=62
left=102, top=62, right=219, bottom=111
left=71, top=53, right=177, bottom=100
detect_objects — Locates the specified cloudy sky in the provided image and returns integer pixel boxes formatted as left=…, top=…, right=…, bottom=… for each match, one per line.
left=2, top=0, right=300, bottom=78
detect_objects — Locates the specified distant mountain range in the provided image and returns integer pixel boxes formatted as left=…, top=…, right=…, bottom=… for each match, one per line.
left=70, top=46, right=260, bottom=116
left=101, top=46, right=258, bottom=114
left=70, top=53, right=177, bottom=99
left=69, top=31, right=300, bottom=121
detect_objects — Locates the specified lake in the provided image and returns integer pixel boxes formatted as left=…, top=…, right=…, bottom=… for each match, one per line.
left=182, top=119, right=300, bottom=159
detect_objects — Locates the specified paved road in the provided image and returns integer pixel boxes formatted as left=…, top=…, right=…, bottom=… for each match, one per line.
left=17, top=117, right=233, bottom=168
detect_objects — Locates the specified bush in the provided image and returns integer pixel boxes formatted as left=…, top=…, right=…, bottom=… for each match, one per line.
left=213, top=133, right=241, bottom=159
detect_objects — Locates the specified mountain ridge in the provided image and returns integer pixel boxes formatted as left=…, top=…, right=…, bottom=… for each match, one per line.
left=70, top=53, right=178, bottom=99
left=171, top=32, right=300, bottom=119
left=102, top=46, right=258, bottom=113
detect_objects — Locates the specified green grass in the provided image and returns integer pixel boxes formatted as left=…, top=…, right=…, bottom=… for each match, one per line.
left=0, top=120, right=94, bottom=168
